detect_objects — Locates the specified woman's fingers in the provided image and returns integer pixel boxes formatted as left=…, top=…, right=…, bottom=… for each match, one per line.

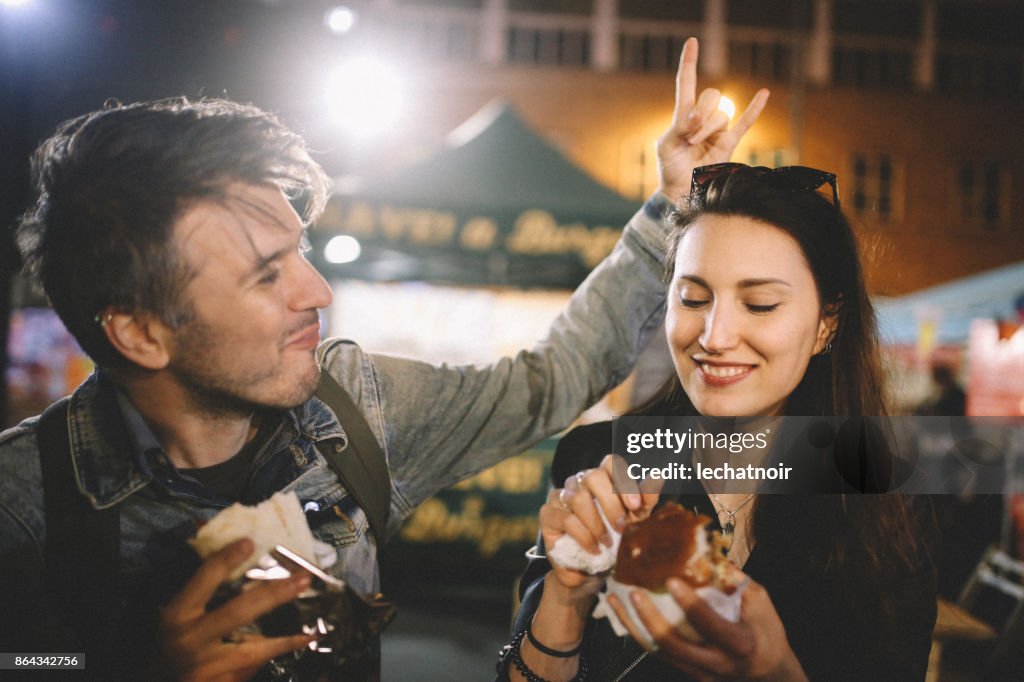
left=599, top=454, right=640, bottom=512
left=538, top=500, right=600, bottom=590
left=678, top=86, right=771, bottom=150
left=728, top=88, right=771, bottom=140
left=627, top=589, right=735, bottom=671
left=684, top=87, right=727, bottom=145
left=666, top=578, right=754, bottom=658
left=606, top=592, right=719, bottom=680
left=687, top=109, right=730, bottom=147
left=692, top=87, right=722, bottom=125
left=541, top=490, right=602, bottom=555
left=544, top=457, right=666, bottom=559
left=674, top=37, right=700, bottom=121
left=563, top=470, right=585, bottom=491
left=606, top=593, right=658, bottom=654
left=574, top=466, right=628, bottom=538
left=599, top=454, right=662, bottom=520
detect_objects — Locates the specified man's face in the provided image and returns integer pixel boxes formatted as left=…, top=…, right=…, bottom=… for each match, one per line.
left=167, top=182, right=333, bottom=415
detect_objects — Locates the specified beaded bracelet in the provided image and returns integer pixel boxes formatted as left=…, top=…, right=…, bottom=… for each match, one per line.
left=507, top=629, right=588, bottom=682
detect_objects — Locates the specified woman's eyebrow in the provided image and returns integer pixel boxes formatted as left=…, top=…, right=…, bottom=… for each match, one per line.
left=675, top=275, right=792, bottom=289
left=738, top=278, right=792, bottom=289
left=676, top=274, right=710, bottom=287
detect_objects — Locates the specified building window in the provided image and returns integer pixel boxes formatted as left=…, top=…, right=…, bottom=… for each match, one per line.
left=507, top=26, right=589, bottom=66
left=956, top=161, right=1009, bottom=230
left=729, top=40, right=794, bottom=81
left=832, top=47, right=913, bottom=90
left=390, top=17, right=479, bottom=63
left=619, top=32, right=689, bottom=72
left=936, top=51, right=1023, bottom=97
left=849, top=152, right=901, bottom=222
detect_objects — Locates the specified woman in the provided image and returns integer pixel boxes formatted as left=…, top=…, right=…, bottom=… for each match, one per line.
left=497, top=165, right=938, bottom=682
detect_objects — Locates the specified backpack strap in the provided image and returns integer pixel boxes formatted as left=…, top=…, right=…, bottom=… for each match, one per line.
left=38, top=397, right=121, bottom=656
left=314, top=372, right=392, bottom=543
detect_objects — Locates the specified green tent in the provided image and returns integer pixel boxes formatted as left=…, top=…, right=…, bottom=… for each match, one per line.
left=314, top=101, right=639, bottom=289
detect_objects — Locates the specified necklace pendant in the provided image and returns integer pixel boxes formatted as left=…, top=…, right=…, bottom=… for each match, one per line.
left=722, top=521, right=735, bottom=536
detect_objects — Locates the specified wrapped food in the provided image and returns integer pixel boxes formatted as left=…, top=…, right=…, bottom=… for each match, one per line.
left=190, top=492, right=396, bottom=679
left=189, top=491, right=322, bottom=581
left=592, top=503, right=746, bottom=646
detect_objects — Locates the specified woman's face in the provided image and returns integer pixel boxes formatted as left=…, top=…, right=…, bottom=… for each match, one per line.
left=666, top=214, right=834, bottom=417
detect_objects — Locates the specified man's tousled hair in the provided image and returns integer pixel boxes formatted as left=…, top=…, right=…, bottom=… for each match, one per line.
left=17, top=97, right=331, bottom=368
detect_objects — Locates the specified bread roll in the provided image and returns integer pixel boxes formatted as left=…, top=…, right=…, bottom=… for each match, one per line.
left=189, top=491, right=317, bottom=581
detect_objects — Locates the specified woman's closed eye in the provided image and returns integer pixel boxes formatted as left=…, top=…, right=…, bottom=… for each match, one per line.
left=679, top=295, right=710, bottom=309
left=677, top=284, right=711, bottom=309
left=745, top=302, right=780, bottom=314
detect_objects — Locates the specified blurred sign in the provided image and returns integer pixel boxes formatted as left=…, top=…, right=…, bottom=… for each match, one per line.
left=385, top=440, right=554, bottom=588
left=314, top=200, right=621, bottom=288
left=967, top=319, right=1024, bottom=416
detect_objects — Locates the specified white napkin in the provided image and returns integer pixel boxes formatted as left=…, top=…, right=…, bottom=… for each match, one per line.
left=547, top=502, right=621, bottom=574
left=594, top=576, right=747, bottom=646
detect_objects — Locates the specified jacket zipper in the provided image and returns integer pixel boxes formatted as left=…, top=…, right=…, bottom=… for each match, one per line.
left=611, top=651, right=648, bottom=682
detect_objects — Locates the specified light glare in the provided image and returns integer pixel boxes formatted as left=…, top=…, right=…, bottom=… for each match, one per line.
left=1, top=0, right=34, bottom=7
left=324, top=6, right=356, bottom=34
left=718, top=95, right=737, bottom=120
left=325, top=57, right=404, bottom=137
left=324, top=235, right=362, bottom=264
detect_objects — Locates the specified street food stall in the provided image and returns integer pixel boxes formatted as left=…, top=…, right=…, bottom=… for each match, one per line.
left=311, top=101, right=647, bottom=588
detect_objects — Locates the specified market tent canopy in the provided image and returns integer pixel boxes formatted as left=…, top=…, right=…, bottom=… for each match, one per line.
left=313, top=101, right=640, bottom=288
left=875, top=260, right=1024, bottom=345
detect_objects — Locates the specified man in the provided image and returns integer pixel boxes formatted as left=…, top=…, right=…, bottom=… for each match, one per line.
left=0, top=40, right=765, bottom=680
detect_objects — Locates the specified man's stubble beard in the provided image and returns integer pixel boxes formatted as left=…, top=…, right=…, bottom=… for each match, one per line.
left=168, top=318, right=319, bottom=419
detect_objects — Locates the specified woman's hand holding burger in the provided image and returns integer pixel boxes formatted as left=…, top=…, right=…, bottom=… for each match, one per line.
left=541, top=454, right=661, bottom=593
left=512, top=457, right=660, bottom=682
left=608, top=575, right=809, bottom=681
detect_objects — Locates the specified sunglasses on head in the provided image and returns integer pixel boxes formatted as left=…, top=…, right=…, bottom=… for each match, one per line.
left=690, top=162, right=841, bottom=209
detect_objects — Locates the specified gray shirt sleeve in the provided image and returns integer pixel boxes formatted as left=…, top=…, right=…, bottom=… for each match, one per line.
left=320, top=205, right=670, bottom=520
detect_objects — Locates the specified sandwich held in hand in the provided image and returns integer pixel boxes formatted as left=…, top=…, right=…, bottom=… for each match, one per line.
left=189, top=491, right=330, bottom=580
left=189, top=492, right=396, bottom=676
left=593, top=502, right=747, bottom=645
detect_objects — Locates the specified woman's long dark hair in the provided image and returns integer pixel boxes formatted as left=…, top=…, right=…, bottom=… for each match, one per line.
left=645, top=168, right=930, bottom=591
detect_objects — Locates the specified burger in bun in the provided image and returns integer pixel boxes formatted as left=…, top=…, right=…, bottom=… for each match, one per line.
left=594, top=502, right=747, bottom=645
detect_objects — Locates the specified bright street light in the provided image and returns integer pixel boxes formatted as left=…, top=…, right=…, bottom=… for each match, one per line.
left=324, top=6, right=357, bottom=34
left=325, top=56, right=404, bottom=137
left=324, top=235, right=362, bottom=264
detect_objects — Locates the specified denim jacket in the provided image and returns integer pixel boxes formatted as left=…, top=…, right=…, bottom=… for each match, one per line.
left=0, top=200, right=671, bottom=661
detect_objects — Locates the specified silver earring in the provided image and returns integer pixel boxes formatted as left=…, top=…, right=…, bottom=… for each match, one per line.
left=819, top=342, right=833, bottom=355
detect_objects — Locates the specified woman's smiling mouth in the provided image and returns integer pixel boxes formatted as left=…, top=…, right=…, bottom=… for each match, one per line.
left=696, top=361, right=755, bottom=386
